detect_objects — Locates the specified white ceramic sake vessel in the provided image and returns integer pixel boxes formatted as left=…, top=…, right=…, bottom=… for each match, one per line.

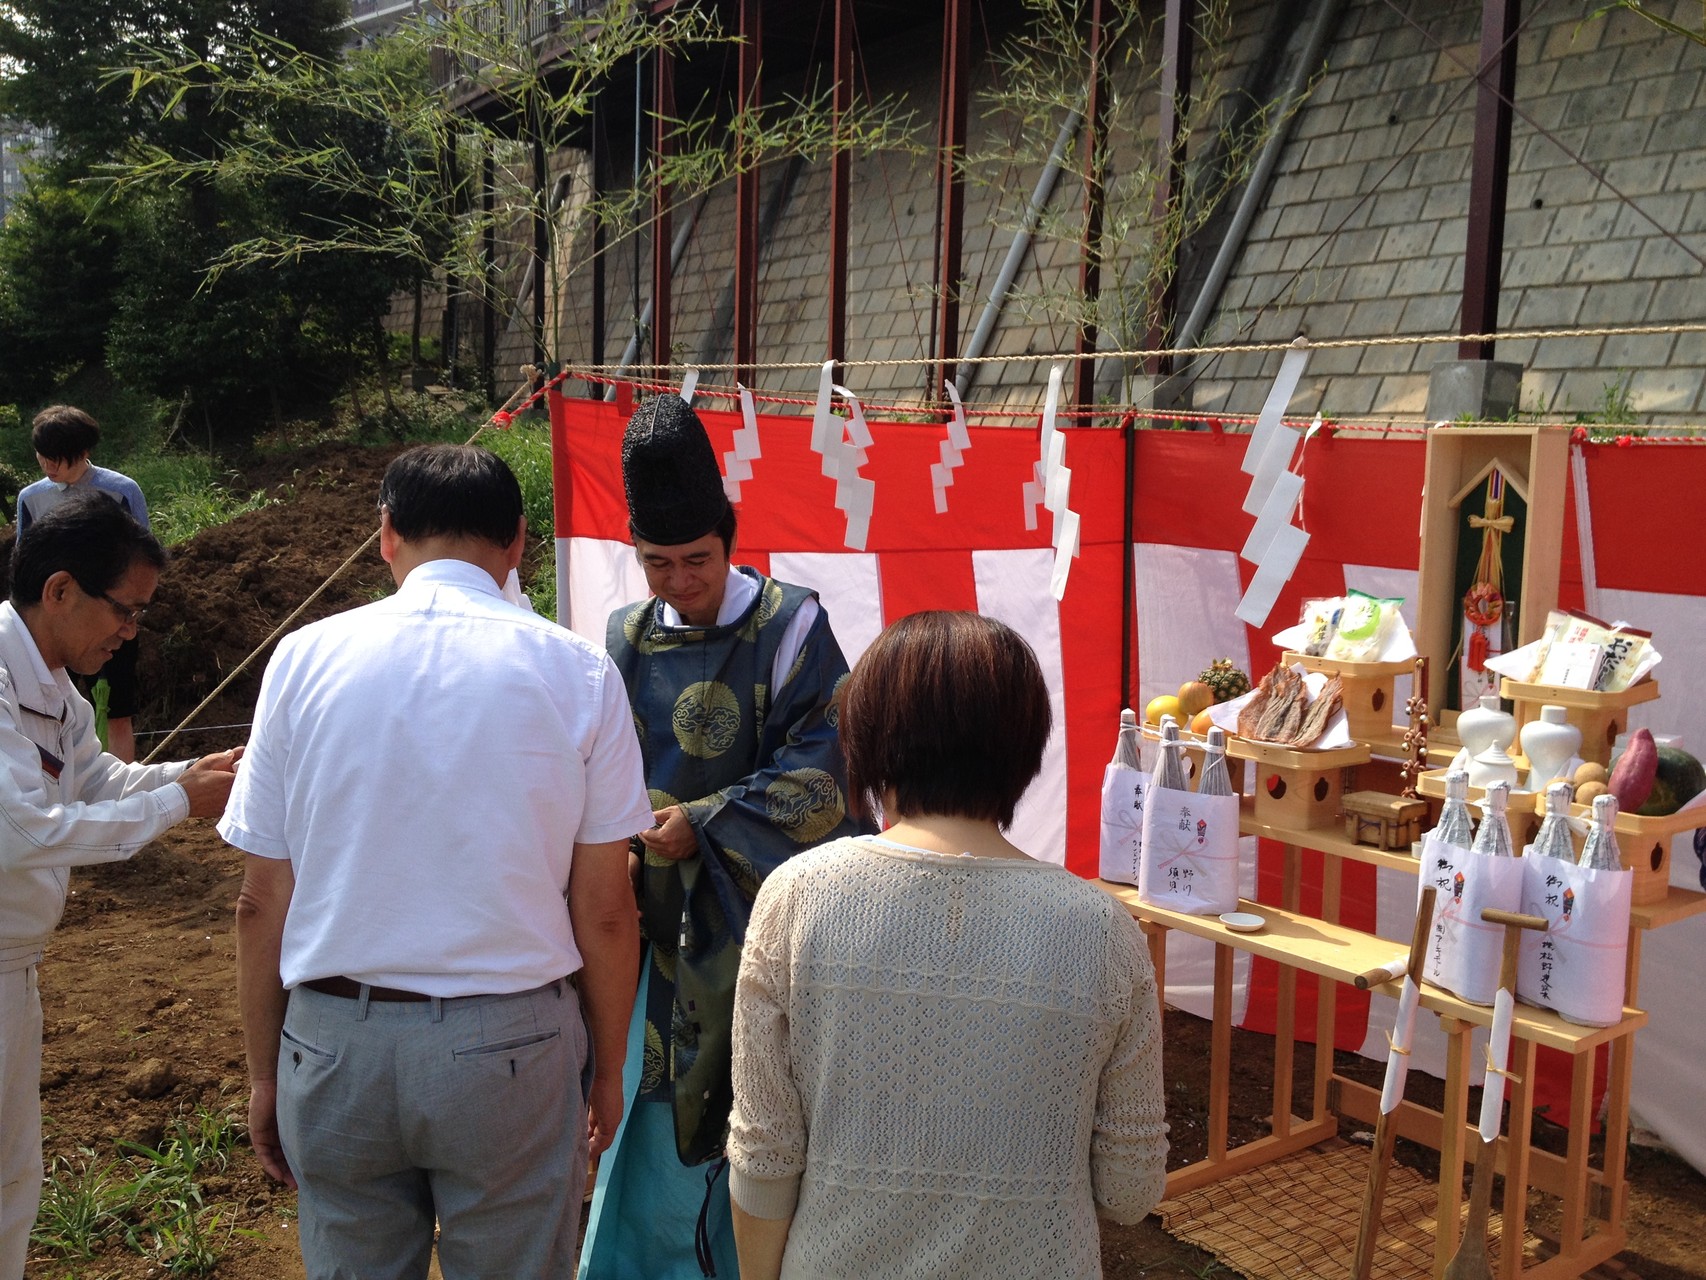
left=1456, top=693, right=1516, bottom=760
left=1521, top=704, right=1582, bottom=793
left=1469, top=741, right=1520, bottom=790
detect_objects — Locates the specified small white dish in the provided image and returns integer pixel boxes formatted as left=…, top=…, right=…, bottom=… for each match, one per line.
left=1219, top=911, right=1266, bottom=933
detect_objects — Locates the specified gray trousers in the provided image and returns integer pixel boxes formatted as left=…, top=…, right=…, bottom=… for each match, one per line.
left=278, top=979, right=589, bottom=1280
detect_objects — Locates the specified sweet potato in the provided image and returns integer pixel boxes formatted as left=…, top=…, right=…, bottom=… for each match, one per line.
left=1607, top=728, right=1658, bottom=813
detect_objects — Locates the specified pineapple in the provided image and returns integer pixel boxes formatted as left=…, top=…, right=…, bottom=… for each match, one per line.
left=1199, top=658, right=1252, bottom=704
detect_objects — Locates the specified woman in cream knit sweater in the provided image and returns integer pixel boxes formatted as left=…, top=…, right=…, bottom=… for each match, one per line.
left=728, top=611, right=1168, bottom=1279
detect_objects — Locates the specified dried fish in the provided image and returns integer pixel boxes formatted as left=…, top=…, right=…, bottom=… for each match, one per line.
left=1290, top=675, right=1344, bottom=746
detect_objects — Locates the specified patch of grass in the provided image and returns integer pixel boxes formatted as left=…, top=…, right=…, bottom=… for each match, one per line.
left=117, top=451, right=272, bottom=546
left=32, top=1104, right=255, bottom=1277
left=32, top=1148, right=132, bottom=1259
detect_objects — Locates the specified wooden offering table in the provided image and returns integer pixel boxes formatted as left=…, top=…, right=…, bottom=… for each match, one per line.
left=1098, top=792, right=1705, bottom=1280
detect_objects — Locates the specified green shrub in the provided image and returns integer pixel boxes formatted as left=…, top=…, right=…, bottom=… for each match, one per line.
left=477, top=418, right=561, bottom=618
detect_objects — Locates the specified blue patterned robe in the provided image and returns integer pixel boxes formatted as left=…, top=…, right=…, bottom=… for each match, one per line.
left=606, top=567, right=862, bottom=1164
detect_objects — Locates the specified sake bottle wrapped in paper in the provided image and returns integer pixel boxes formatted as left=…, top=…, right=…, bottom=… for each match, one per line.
left=1418, top=778, right=1524, bottom=1006
left=1518, top=792, right=1632, bottom=1027
left=1099, top=709, right=1149, bottom=886
left=1137, top=723, right=1240, bottom=915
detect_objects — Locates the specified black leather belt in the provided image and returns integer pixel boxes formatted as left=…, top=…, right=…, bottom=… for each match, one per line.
left=301, top=975, right=568, bottom=1003
left=303, top=976, right=431, bottom=1002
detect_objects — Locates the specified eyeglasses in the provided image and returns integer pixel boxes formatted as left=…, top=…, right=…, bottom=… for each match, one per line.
left=94, top=590, right=149, bottom=626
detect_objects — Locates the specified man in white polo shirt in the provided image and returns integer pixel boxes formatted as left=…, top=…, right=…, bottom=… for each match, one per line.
left=220, top=444, right=653, bottom=1279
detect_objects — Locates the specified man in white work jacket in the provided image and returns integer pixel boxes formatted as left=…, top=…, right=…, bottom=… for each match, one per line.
left=0, top=492, right=240, bottom=1279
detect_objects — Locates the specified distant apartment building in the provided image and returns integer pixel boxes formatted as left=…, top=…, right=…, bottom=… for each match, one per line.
left=0, top=122, right=51, bottom=221
left=345, top=0, right=426, bottom=47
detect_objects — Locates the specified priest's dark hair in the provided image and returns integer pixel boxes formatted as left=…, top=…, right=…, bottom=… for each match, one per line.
left=840, top=610, right=1051, bottom=830
left=11, top=490, right=167, bottom=608
left=378, top=443, right=523, bottom=549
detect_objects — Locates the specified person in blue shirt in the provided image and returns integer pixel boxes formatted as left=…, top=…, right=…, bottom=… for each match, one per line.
left=16, top=406, right=152, bottom=762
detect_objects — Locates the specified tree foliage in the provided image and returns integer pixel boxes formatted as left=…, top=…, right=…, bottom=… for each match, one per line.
left=0, top=183, right=126, bottom=404
left=98, top=1, right=917, bottom=367
left=0, top=0, right=348, bottom=175
left=963, top=0, right=1302, bottom=380
left=1, top=0, right=920, bottom=422
left=0, top=0, right=423, bottom=428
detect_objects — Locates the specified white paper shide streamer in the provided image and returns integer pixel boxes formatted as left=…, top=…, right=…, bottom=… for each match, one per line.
left=1029, top=362, right=1080, bottom=601
left=932, top=380, right=973, bottom=514
left=1234, top=345, right=1314, bottom=627
left=806, top=361, right=876, bottom=551
left=721, top=385, right=763, bottom=503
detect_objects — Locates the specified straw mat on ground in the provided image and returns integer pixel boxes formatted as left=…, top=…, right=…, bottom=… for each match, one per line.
left=1155, top=1139, right=1541, bottom=1280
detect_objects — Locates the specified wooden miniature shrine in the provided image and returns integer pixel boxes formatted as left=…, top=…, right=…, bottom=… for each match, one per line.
left=1100, top=425, right=1706, bottom=1280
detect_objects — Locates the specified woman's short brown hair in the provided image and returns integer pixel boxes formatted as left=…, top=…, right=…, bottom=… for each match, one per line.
left=840, top=611, right=1051, bottom=829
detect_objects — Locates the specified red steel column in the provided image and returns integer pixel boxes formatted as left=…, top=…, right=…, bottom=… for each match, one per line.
left=933, top=0, right=970, bottom=398
left=589, top=95, right=606, bottom=395
left=828, top=0, right=854, bottom=370
left=1073, top=0, right=1109, bottom=407
left=1459, top=0, right=1519, bottom=359
left=734, top=0, right=763, bottom=386
left=652, top=46, right=675, bottom=372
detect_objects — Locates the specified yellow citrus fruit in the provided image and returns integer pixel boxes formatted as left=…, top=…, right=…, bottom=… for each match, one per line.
left=1177, top=681, right=1215, bottom=718
left=1145, top=694, right=1183, bottom=726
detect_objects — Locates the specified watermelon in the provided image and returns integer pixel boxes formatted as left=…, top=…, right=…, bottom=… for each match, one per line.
left=1633, top=745, right=1706, bottom=817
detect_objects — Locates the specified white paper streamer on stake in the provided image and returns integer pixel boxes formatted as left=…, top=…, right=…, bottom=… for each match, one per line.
left=721, top=385, right=763, bottom=503
left=678, top=368, right=700, bottom=406
left=932, top=379, right=972, bottom=513
left=1240, top=469, right=1305, bottom=565
left=1380, top=975, right=1423, bottom=1115
left=1235, top=522, right=1309, bottom=626
left=1480, top=987, right=1516, bottom=1143
left=1242, top=337, right=1311, bottom=475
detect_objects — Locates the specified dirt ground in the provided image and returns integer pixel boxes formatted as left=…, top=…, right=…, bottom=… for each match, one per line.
left=21, top=444, right=1706, bottom=1278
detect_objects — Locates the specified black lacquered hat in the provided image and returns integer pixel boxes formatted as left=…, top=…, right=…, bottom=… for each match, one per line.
left=621, top=393, right=731, bottom=546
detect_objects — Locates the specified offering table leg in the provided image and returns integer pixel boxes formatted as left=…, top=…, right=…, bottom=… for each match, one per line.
left=1602, top=1036, right=1632, bottom=1230
left=1434, top=1016, right=1474, bottom=1278
left=1274, top=844, right=1302, bottom=1134
left=1558, top=1048, right=1593, bottom=1264
left=1141, top=920, right=1168, bottom=1022
left=1499, top=1036, right=1539, bottom=1280
left=1316, top=855, right=1343, bottom=1123
left=1211, top=942, right=1234, bottom=1161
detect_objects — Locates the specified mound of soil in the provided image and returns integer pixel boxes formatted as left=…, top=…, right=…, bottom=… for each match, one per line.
left=23, top=444, right=1706, bottom=1279
left=132, top=444, right=405, bottom=752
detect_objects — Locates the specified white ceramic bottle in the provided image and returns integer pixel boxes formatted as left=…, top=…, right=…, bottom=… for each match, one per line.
left=1454, top=692, right=1517, bottom=778
left=1520, top=704, right=1582, bottom=793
